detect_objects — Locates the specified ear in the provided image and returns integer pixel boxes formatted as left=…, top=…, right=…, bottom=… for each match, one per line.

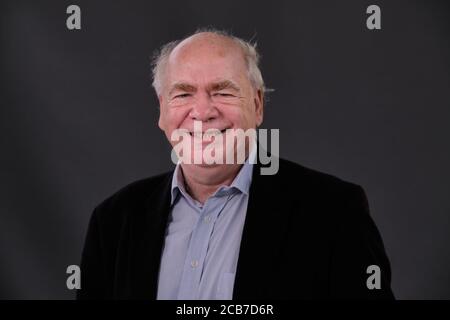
left=254, top=89, right=264, bottom=127
left=158, top=95, right=164, bottom=130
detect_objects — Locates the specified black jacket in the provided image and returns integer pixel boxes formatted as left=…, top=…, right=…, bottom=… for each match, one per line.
left=77, top=158, right=394, bottom=299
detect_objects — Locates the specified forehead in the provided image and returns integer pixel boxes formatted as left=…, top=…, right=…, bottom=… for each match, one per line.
left=165, top=35, right=248, bottom=83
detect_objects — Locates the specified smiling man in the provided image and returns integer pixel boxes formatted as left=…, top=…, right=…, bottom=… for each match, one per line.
left=77, top=29, right=394, bottom=300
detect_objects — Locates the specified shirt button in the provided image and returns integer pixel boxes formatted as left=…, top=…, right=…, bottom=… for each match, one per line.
left=204, top=216, right=211, bottom=223
left=191, top=260, right=199, bottom=268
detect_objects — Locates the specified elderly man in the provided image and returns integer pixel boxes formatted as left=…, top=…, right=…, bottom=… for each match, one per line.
left=77, top=29, right=394, bottom=300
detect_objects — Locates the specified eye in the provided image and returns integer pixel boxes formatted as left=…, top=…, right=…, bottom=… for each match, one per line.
left=214, top=92, right=234, bottom=97
left=174, top=93, right=191, bottom=99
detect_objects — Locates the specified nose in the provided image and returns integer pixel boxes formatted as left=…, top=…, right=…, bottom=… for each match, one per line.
left=189, top=92, right=219, bottom=122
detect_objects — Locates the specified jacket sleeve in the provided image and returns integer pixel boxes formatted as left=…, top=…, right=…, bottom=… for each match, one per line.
left=329, top=185, right=395, bottom=299
left=76, top=208, right=109, bottom=299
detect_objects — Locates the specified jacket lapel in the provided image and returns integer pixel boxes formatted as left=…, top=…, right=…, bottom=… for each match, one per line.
left=129, top=172, right=173, bottom=299
left=233, top=161, right=292, bottom=299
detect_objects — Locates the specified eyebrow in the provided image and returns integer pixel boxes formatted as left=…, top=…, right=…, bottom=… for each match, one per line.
left=208, top=80, right=240, bottom=92
left=168, top=82, right=197, bottom=96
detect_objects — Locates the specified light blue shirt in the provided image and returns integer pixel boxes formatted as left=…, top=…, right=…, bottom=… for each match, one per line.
left=156, top=149, right=256, bottom=300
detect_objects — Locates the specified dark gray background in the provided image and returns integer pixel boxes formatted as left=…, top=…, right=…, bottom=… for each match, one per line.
left=1, top=0, right=449, bottom=299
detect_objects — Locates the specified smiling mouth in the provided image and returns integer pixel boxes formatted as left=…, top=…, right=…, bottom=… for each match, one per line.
left=189, top=128, right=229, bottom=138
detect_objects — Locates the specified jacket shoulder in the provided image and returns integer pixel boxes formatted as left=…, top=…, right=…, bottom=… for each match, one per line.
left=277, top=157, right=363, bottom=194
left=94, top=170, right=173, bottom=221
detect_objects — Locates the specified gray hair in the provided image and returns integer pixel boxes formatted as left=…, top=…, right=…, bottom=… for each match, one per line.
left=151, top=28, right=266, bottom=98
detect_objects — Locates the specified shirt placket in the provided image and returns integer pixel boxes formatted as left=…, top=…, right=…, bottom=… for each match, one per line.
left=176, top=192, right=231, bottom=299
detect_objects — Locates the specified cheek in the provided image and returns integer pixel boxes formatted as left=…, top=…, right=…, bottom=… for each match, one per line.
left=161, top=107, right=190, bottom=135
left=216, top=107, right=239, bottom=126
left=164, top=106, right=184, bottom=124
left=225, top=105, right=257, bottom=128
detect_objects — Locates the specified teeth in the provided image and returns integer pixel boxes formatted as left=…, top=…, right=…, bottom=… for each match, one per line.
left=190, top=130, right=226, bottom=140
left=204, top=131, right=221, bottom=140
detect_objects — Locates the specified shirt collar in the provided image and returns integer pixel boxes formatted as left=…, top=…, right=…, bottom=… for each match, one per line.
left=170, top=145, right=257, bottom=205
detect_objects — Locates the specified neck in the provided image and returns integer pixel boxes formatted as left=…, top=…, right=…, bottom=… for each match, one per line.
left=180, top=163, right=243, bottom=204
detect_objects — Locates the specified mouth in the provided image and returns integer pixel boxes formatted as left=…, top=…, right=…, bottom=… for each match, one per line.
left=189, top=128, right=229, bottom=139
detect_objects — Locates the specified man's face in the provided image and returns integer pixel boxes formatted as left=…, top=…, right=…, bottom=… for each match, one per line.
left=157, top=34, right=263, bottom=165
